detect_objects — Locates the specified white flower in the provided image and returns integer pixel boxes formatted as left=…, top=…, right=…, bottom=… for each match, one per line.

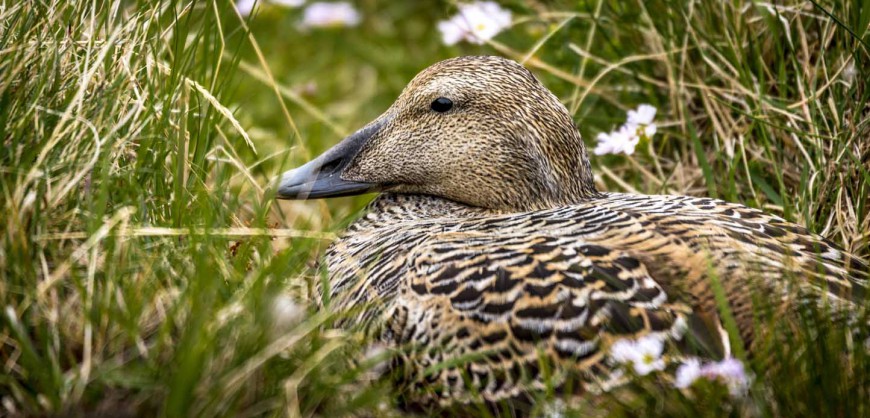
left=437, top=1, right=512, bottom=45
left=270, top=294, right=306, bottom=332
left=541, top=399, right=567, bottom=418
left=843, top=60, right=856, bottom=85
left=594, top=104, right=658, bottom=156
left=610, top=334, right=666, bottom=376
left=301, top=2, right=361, bottom=28
left=628, top=104, right=658, bottom=139
left=674, top=358, right=702, bottom=388
left=593, top=124, right=640, bottom=156
left=673, top=357, right=750, bottom=396
left=627, top=104, right=657, bottom=126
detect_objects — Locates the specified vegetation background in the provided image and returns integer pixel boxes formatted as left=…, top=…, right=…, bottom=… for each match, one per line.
left=1, top=0, right=868, bottom=416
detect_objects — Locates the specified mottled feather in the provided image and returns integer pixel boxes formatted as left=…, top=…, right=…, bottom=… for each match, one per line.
left=322, top=193, right=867, bottom=406
left=274, top=56, right=869, bottom=408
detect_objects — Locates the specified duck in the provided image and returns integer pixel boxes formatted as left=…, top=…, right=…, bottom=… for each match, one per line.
left=273, top=56, right=868, bottom=408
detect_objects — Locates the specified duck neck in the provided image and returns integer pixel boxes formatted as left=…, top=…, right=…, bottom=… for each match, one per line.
left=509, top=130, right=599, bottom=212
left=359, top=194, right=494, bottom=225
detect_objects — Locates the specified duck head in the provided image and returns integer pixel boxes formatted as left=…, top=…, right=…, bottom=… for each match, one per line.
left=276, top=56, right=597, bottom=212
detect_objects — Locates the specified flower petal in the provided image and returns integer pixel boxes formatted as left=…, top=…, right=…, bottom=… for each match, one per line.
left=675, top=358, right=702, bottom=388
left=301, top=2, right=361, bottom=28
left=438, top=1, right=511, bottom=45
left=627, top=104, right=657, bottom=126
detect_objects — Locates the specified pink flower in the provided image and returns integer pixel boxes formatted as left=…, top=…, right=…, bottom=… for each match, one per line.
left=674, top=358, right=702, bottom=388
left=236, top=0, right=258, bottom=16
left=301, top=2, right=361, bottom=28
left=675, top=357, right=750, bottom=396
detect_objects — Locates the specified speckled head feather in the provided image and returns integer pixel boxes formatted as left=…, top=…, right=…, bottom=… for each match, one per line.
left=279, top=56, right=597, bottom=211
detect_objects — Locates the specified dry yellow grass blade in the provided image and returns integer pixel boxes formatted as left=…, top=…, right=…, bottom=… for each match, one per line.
left=150, top=58, right=257, bottom=154
left=37, top=207, right=136, bottom=297
left=34, top=227, right=336, bottom=241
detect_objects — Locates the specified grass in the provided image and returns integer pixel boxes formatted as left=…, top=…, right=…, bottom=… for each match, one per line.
left=1, top=0, right=868, bottom=416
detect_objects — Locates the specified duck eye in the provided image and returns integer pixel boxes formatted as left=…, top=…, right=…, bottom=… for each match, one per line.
left=430, top=97, right=453, bottom=113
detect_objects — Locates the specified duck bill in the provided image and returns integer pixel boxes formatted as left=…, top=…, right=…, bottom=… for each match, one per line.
left=275, top=118, right=384, bottom=200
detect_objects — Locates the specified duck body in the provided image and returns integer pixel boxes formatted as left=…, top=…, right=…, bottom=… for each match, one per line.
left=273, top=56, right=868, bottom=407
left=323, top=192, right=864, bottom=405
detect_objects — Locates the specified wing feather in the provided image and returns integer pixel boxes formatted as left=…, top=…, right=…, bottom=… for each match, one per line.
left=386, top=232, right=694, bottom=405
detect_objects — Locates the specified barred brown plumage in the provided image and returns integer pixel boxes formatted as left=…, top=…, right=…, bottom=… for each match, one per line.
left=274, top=56, right=869, bottom=408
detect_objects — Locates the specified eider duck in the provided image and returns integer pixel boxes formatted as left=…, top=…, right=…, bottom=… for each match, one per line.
left=274, top=56, right=868, bottom=407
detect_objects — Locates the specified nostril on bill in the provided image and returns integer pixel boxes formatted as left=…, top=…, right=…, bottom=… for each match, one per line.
left=319, top=158, right=344, bottom=176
